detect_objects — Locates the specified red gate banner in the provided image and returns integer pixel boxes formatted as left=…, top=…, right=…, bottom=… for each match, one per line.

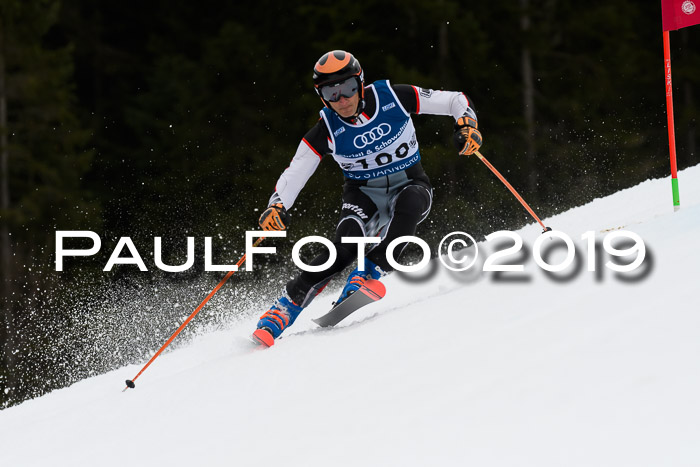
left=662, top=0, right=700, bottom=30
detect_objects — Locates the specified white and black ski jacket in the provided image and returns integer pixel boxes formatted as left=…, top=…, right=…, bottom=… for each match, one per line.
left=268, top=82, right=477, bottom=208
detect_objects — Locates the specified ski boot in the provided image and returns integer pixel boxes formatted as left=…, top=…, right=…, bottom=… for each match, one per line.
left=335, top=258, right=385, bottom=306
left=252, top=293, right=303, bottom=346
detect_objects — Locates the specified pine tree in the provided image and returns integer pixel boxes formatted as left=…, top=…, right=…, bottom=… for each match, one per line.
left=0, top=0, right=98, bottom=407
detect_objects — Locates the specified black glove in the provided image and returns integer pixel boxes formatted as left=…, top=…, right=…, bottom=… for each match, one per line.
left=453, top=115, right=482, bottom=156
left=258, top=203, right=289, bottom=231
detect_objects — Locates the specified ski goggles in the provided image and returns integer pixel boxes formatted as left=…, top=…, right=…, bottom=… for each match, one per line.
left=319, top=77, right=359, bottom=102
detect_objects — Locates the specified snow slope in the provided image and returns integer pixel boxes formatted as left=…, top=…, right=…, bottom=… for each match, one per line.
left=2, top=166, right=700, bottom=467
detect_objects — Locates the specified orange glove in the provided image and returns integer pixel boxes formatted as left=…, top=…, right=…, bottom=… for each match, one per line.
left=453, top=116, right=483, bottom=156
left=258, top=203, right=289, bottom=231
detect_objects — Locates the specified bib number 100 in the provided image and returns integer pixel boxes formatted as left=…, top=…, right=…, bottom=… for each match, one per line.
left=355, top=142, right=410, bottom=169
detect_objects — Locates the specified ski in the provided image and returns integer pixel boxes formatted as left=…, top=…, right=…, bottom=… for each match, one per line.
left=312, top=279, right=386, bottom=328
left=249, top=280, right=386, bottom=347
left=250, top=328, right=275, bottom=347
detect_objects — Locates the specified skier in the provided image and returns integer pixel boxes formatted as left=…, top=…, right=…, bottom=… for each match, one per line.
left=253, top=50, right=482, bottom=345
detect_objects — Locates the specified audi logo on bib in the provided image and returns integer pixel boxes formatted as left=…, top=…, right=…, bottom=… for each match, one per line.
left=353, top=123, right=392, bottom=148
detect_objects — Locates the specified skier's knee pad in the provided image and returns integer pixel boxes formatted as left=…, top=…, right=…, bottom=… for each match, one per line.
left=335, top=215, right=366, bottom=240
left=394, top=185, right=432, bottom=221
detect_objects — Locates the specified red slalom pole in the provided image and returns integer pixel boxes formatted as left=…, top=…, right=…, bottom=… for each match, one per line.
left=123, top=236, right=265, bottom=391
left=473, top=150, right=551, bottom=233
left=663, top=30, right=681, bottom=211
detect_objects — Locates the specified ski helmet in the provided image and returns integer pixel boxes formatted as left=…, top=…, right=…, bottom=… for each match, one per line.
left=313, top=50, right=365, bottom=112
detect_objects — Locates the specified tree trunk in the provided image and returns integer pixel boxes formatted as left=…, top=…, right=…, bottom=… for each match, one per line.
left=520, top=0, right=538, bottom=196
left=0, top=15, right=16, bottom=403
left=681, top=29, right=696, bottom=163
left=438, top=16, right=460, bottom=190
left=685, top=81, right=696, bottom=162
left=0, top=18, right=9, bottom=282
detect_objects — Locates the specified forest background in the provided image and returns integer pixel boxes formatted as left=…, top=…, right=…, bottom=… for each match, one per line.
left=1, top=0, right=698, bottom=407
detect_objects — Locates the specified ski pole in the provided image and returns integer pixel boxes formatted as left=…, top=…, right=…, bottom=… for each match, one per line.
left=473, top=150, right=551, bottom=233
left=123, top=236, right=265, bottom=391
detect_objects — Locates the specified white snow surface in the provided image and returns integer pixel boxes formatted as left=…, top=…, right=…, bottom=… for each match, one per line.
left=2, top=166, right=700, bottom=467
